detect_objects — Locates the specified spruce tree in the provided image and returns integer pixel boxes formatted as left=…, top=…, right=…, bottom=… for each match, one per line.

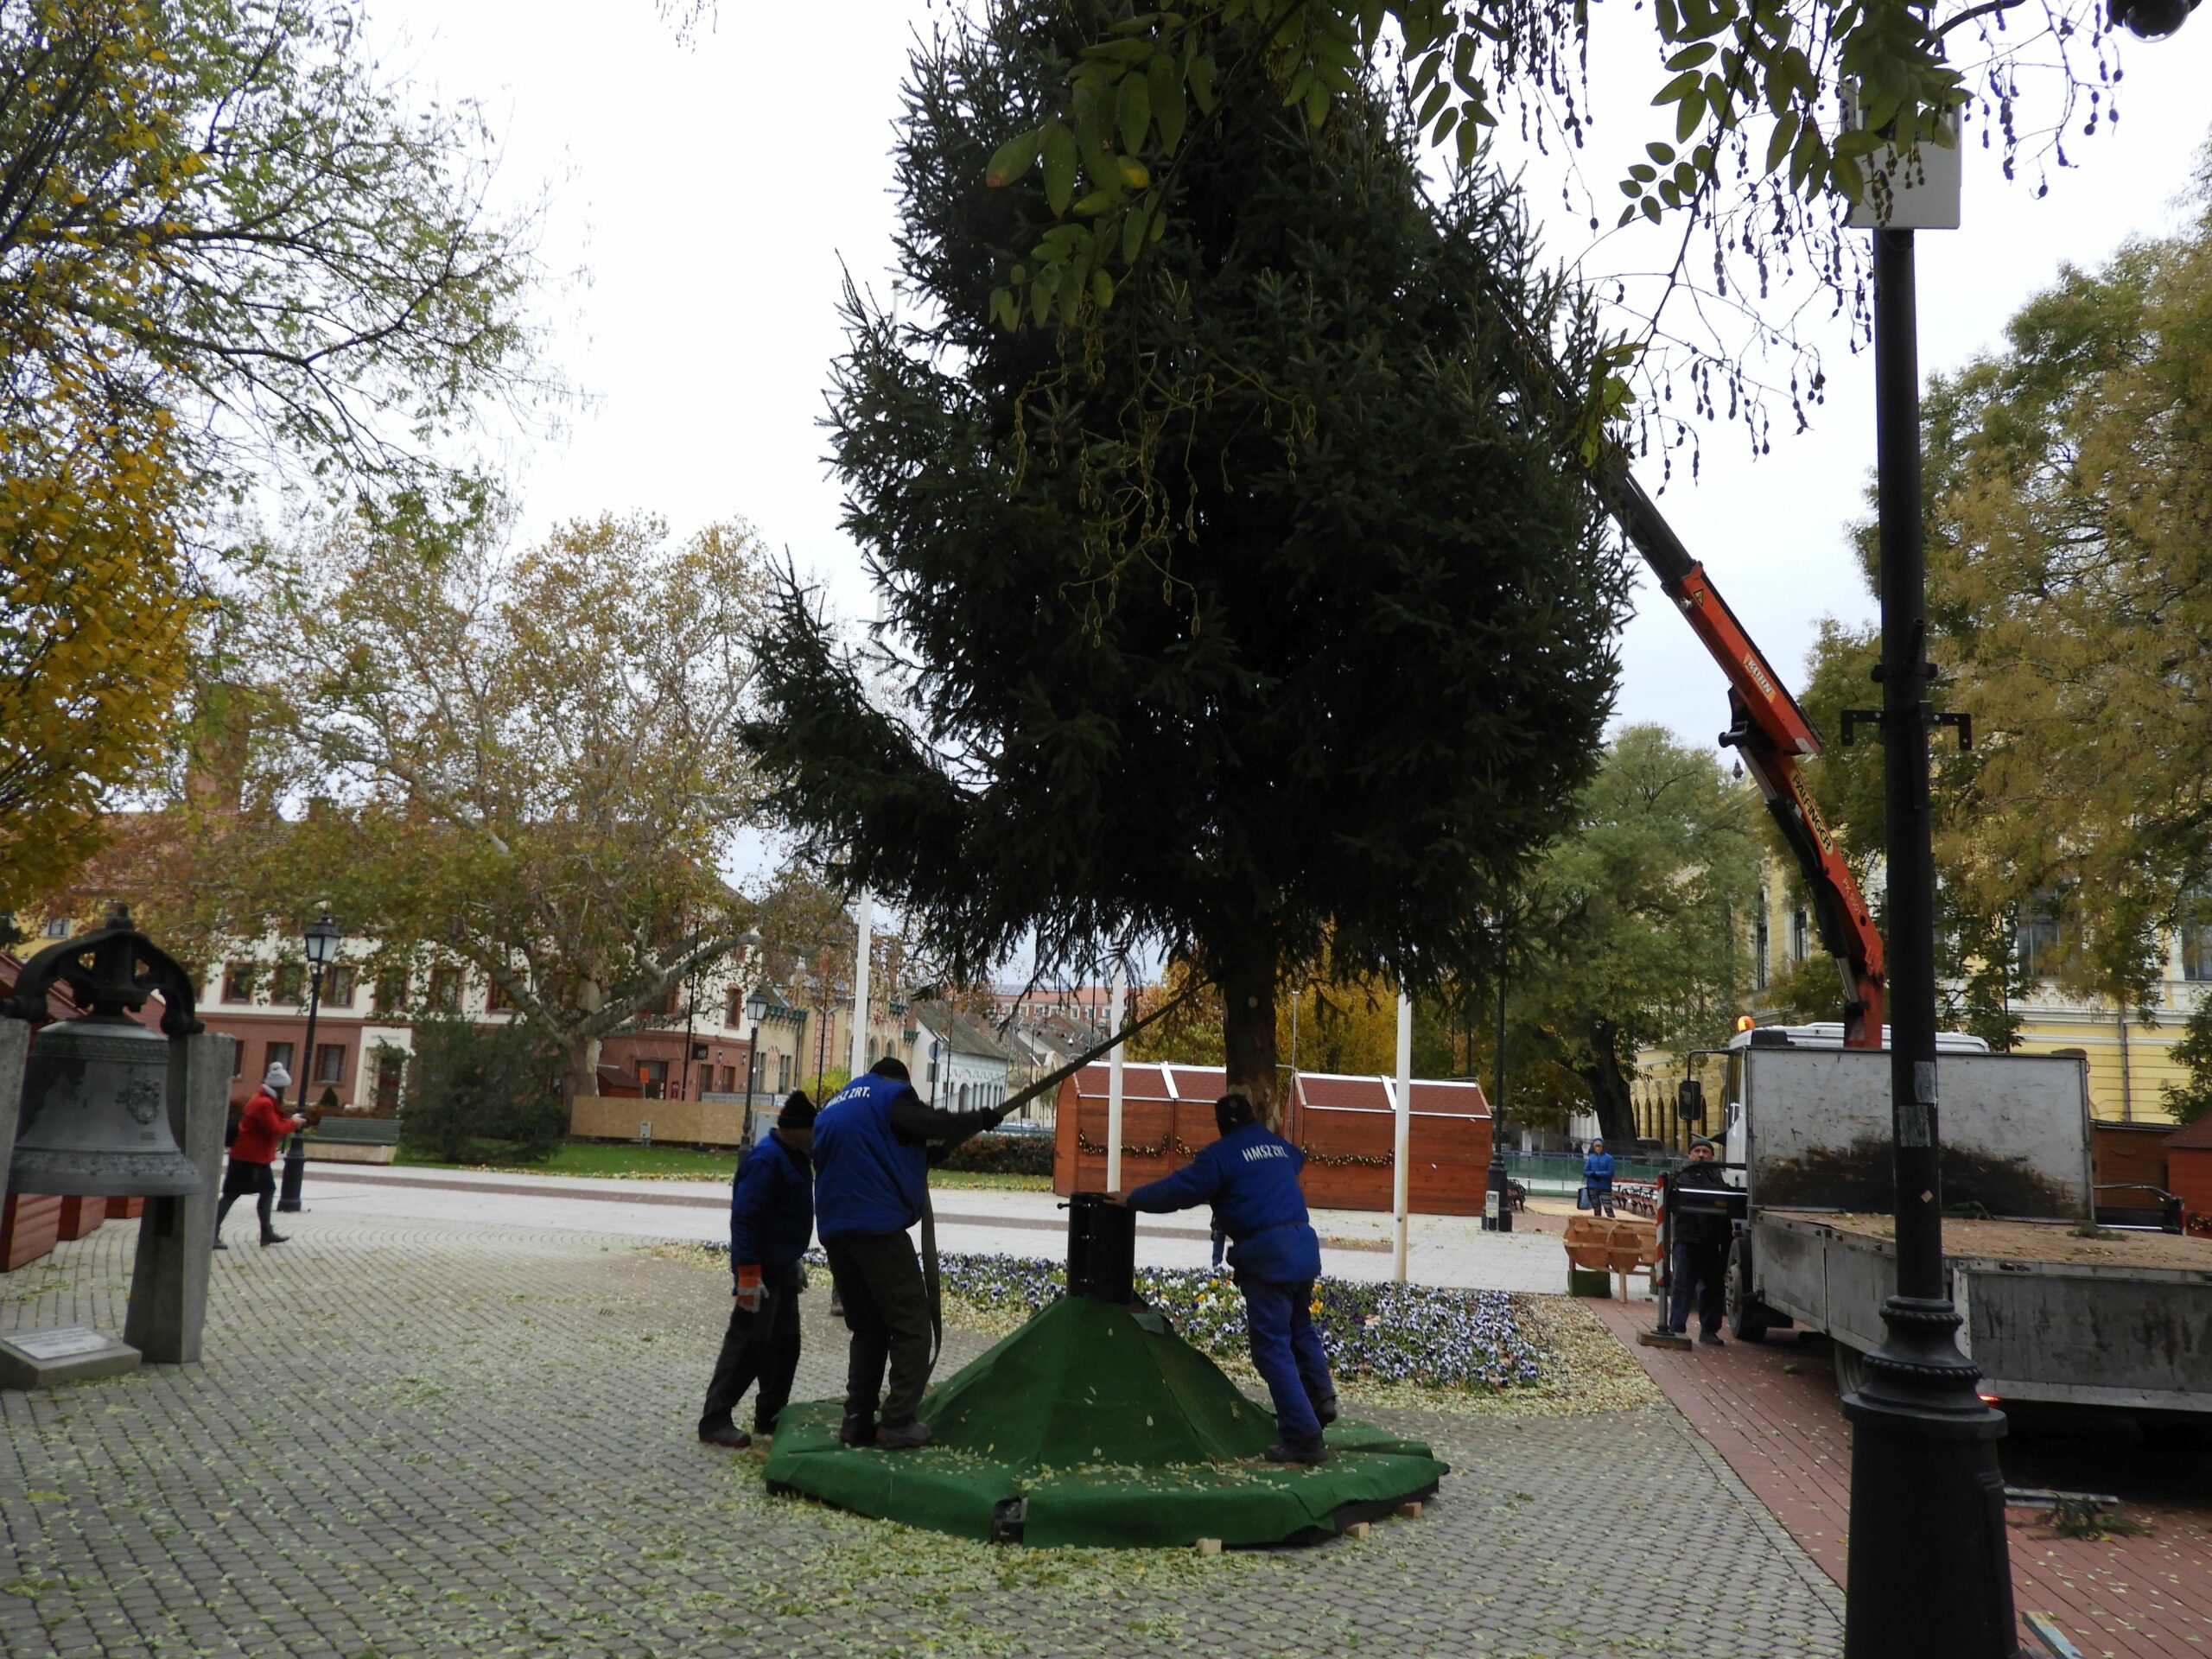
left=745, top=0, right=1629, bottom=1117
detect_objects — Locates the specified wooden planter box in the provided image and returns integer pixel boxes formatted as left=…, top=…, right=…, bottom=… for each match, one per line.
left=108, top=1197, right=145, bottom=1220
left=55, top=1196, right=107, bottom=1241
left=1, top=1193, right=63, bottom=1272
left=305, top=1116, right=402, bottom=1165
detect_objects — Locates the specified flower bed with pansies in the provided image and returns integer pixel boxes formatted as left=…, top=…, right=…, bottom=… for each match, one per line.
left=673, top=1239, right=1661, bottom=1416
left=932, top=1251, right=1544, bottom=1393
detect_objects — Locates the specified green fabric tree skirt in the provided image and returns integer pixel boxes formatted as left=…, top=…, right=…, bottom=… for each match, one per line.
left=761, top=1294, right=1448, bottom=1548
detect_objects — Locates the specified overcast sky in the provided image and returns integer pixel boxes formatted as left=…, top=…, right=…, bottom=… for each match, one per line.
left=364, top=0, right=2212, bottom=882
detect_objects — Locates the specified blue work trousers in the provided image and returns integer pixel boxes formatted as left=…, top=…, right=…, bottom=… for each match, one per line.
left=1240, top=1275, right=1334, bottom=1441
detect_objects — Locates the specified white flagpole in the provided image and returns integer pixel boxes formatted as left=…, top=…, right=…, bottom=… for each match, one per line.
left=849, top=892, right=873, bottom=1082
left=1106, top=963, right=1128, bottom=1192
left=1394, top=990, right=1414, bottom=1284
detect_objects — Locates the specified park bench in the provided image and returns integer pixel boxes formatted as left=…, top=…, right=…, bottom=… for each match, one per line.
left=1561, top=1215, right=1660, bottom=1301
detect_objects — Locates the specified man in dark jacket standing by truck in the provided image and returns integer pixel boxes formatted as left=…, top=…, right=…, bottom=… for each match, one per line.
left=1113, top=1093, right=1339, bottom=1465
left=697, top=1091, right=817, bottom=1448
left=1665, top=1136, right=1732, bottom=1346
left=812, top=1058, right=1007, bottom=1450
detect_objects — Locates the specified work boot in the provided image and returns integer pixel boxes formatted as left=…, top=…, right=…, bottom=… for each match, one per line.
left=697, top=1424, right=751, bottom=1449
left=838, top=1413, right=877, bottom=1447
left=1313, top=1394, right=1340, bottom=1427
left=260, top=1232, right=289, bottom=1247
left=876, top=1418, right=933, bottom=1450
left=213, top=1237, right=229, bottom=1251
left=1698, top=1331, right=1726, bottom=1347
left=1263, top=1434, right=1331, bottom=1465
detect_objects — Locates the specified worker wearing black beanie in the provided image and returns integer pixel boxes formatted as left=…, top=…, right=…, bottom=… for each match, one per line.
left=697, top=1090, right=816, bottom=1448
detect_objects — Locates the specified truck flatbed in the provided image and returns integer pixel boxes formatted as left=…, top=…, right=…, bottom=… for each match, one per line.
left=1784, top=1211, right=2212, bottom=1273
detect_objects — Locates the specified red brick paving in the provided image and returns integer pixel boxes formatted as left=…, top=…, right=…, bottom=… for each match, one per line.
left=1583, top=1290, right=2212, bottom=1656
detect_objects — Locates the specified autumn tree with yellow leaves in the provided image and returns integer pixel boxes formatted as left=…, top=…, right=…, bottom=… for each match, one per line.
left=0, top=0, right=543, bottom=911
left=137, top=499, right=774, bottom=1103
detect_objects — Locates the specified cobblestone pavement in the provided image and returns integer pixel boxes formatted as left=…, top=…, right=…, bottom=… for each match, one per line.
left=2, top=1215, right=1842, bottom=1659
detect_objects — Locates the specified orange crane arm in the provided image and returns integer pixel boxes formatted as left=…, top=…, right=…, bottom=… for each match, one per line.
left=1609, top=468, right=1885, bottom=1047
left=1471, top=280, right=1885, bottom=1046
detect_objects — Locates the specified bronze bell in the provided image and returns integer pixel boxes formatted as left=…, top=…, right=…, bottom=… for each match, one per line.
left=4, top=904, right=208, bottom=1198
left=10, top=1013, right=203, bottom=1196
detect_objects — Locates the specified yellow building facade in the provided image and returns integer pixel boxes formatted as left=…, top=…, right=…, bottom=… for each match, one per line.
left=1630, top=857, right=2198, bottom=1146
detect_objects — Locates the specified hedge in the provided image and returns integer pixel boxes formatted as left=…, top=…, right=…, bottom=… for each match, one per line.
left=938, top=1130, right=1054, bottom=1178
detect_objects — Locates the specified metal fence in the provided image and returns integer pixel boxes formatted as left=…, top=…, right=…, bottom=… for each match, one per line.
left=1503, top=1150, right=1685, bottom=1197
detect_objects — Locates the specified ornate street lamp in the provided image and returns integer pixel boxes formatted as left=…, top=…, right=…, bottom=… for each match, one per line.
left=2111, top=0, right=2196, bottom=35
left=1485, top=956, right=1512, bottom=1234
left=741, top=988, right=768, bottom=1148
left=276, top=910, right=341, bottom=1213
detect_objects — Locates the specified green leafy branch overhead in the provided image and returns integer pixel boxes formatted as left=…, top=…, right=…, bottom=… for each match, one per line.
left=976, top=0, right=2125, bottom=431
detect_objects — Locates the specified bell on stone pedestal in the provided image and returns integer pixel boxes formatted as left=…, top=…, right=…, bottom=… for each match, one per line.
left=10, top=1014, right=203, bottom=1197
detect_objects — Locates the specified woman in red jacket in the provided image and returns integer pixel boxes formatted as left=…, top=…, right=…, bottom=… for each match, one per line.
left=217, top=1064, right=302, bottom=1249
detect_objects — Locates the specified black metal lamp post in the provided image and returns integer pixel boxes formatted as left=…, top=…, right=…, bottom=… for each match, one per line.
left=741, top=988, right=767, bottom=1147
left=277, top=909, right=341, bottom=1213
left=1840, top=222, right=2020, bottom=1659
left=1484, top=923, right=1513, bottom=1232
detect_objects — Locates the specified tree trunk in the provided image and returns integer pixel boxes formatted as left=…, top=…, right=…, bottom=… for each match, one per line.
left=1218, top=945, right=1281, bottom=1127
left=1580, top=1017, right=1637, bottom=1147
left=560, top=1037, right=599, bottom=1107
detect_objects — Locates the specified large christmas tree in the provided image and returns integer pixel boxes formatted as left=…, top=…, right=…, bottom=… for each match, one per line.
left=746, top=0, right=1629, bottom=1114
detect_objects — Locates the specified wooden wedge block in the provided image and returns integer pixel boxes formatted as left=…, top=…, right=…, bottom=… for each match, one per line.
left=1343, top=1521, right=1371, bottom=1540
left=1193, top=1538, right=1222, bottom=1556
left=1394, top=1501, right=1424, bottom=1520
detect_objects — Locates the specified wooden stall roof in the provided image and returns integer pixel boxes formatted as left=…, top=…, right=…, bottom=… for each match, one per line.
left=1293, top=1071, right=1491, bottom=1118
left=1060, top=1063, right=1488, bottom=1116
left=2168, top=1116, right=2212, bottom=1152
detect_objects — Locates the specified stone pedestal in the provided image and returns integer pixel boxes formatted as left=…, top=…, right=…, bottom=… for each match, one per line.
left=124, top=1033, right=232, bottom=1363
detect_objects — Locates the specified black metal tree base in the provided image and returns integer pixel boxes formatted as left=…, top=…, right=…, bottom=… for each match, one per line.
left=1841, top=1295, right=2021, bottom=1658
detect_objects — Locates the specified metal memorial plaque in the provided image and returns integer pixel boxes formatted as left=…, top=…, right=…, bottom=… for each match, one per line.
left=9, top=1326, right=111, bottom=1361
left=0, top=1325, right=142, bottom=1390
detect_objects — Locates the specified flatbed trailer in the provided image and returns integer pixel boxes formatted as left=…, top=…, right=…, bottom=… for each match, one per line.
left=1748, top=1210, right=2212, bottom=1414
left=1721, top=1033, right=2212, bottom=1421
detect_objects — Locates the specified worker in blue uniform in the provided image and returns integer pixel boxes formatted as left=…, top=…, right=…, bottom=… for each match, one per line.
left=812, top=1057, right=1007, bottom=1449
left=1112, top=1092, right=1338, bottom=1464
left=697, top=1090, right=817, bottom=1449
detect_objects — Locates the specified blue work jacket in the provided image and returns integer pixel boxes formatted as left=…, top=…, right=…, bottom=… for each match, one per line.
left=811, top=1071, right=928, bottom=1242
left=1583, top=1149, right=1617, bottom=1187
left=1127, top=1122, right=1322, bottom=1284
left=728, top=1129, right=814, bottom=1276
